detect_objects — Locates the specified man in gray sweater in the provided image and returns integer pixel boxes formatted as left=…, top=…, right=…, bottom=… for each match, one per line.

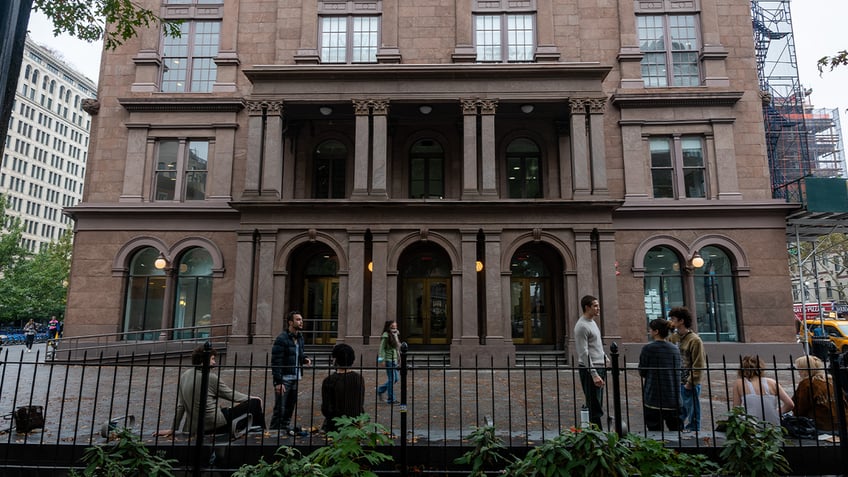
left=573, top=295, right=609, bottom=428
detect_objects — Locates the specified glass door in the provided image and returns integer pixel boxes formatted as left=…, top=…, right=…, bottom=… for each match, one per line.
left=510, top=278, right=552, bottom=344
left=304, top=277, right=339, bottom=345
left=401, top=278, right=451, bottom=344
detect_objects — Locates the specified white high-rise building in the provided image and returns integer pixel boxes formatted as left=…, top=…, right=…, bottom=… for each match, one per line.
left=1, top=36, right=95, bottom=252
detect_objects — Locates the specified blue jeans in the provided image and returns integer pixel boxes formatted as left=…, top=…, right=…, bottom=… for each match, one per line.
left=377, top=361, right=398, bottom=401
left=680, top=384, right=701, bottom=431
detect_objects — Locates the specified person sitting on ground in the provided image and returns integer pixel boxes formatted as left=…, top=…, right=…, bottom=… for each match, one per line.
left=321, top=343, right=365, bottom=433
left=732, top=355, right=793, bottom=426
left=792, top=355, right=848, bottom=432
left=155, top=345, right=265, bottom=437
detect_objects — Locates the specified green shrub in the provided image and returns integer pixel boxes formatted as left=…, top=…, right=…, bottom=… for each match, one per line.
left=718, top=406, right=791, bottom=477
left=231, top=446, right=324, bottom=477
left=625, top=432, right=719, bottom=477
left=70, top=427, right=177, bottom=477
left=454, top=425, right=514, bottom=477
left=307, top=414, right=394, bottom=477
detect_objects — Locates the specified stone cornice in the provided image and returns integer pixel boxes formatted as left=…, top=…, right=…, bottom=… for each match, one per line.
left=118, top=97, right=246, bottom=113
left=242, top=63, right=612, bottom=83
left=611, top=90, right=743, bottom=108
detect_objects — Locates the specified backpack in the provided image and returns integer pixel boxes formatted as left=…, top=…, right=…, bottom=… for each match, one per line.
left=780, top=415, right=818, bottom=440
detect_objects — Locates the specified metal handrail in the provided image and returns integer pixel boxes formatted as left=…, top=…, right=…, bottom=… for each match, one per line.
left=54, top=324, right=231, bottom=358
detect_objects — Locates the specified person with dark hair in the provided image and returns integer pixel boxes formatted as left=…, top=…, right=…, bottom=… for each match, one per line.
left=155, top=345, right=265, bottom=437
left=732, top=355, right=793, bottom=426
left=638, top=318, right=682, bottom=432
left=377, top=320, right=401, bottom=404
left=270, top=311, right=312, bottom=435
left=23, top=319, right=37, bottom=352
left=573, top=295, right=609, bottom=428
left=668, top=306, right=705, bottom=433
left=321, top=343, right=365, bottom=432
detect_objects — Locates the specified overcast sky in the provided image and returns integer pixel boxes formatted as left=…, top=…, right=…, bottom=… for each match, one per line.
left=25, top=2, right=848, bottom=142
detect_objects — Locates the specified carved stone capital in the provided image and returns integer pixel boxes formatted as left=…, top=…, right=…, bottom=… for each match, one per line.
left=460, top=98, right=478, bottom=115
left=353, top=99, right=371, bottom=115
left=246, top=100, right=266, bottom=116
left=586, top=97, right=607, bottom=114
left=266, top=101, right=284, bottom=115
left=370, top=99, right=390, bottom=115
left=569, top=98, right=587, bottom=114
left=479, top=99, right=498, bottom=115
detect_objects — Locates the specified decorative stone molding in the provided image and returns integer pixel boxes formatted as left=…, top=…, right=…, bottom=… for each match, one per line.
left=479, top=99, right=498, bottom=115
left=308, top=229, right=318, bottom=242
left=370, top=99, right=390, bottom=115
left=245, top=100, right=283, bottom=116
left=353, top=99, right=371, bottom=115
left=81, top=99, right=100, bottom=115
left=569, top=98, right=587, bottom=114
left=460, top=99, right=478, bottom=115
left=419, top=228, right=429, bottom=242
left=532, top=228, right=542, bottom=242
left=265, top=101, right=284, bottom=115
left=586, top=97, right=607, bottom=114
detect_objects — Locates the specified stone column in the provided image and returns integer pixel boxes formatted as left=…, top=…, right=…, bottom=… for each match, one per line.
left=377, top=0, right=401, bottom=62
left=352, top=100, right=370, bottom=197
left=461, top=99, right=478, bottom=198
left=254, top=231, right=277, bottom=341
left=712, top=120, right=742, bottom=200
left=452, top=0, right=476, bottom=62
left=570, top=99, right=590, bottom=197
left=208, top=128, right=235, bottom=201
left=213, top=0, right=240, bottom=92
left=294, top=0, right=320, bottom=63
left=621, top=124, right=648, bottom=199
left=699, top=0, right=729, bottom=87
left=261, top=101, right=284, bottom=198
left=348, top=231, right=367, bottom=344
left=121, top=125, right=148, bottom=202
left=616, top=0, right=643, bottom=89
left=371, top=100, right=389, bottom=198
left=483, top=230, right=504, bottom=341
left=231, top=232, right=256, bottom=342
left=460, top=231, right=479, bottom=343
left=370, top=231, right=389, bottom=343
left=556, top=121, right=573, bottom=199
left=534, top=0, right=561, bottom=61
left=479, top=99, right=498, bottom=196
left=587, top=98, right=608, bottom=196
left=574, top=230, right=595, bottom=300
left=244, top=101, right=265, bottom=196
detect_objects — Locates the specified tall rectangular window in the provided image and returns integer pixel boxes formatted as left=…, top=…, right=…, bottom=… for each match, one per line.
left=154, top=139, right=209, bottom=201
left=475, top=14, right=535, bottom=62
left=637, top=14, right=700, bottom=87
left=320, top=16, right=379, bottom=63
left=649, top=136, right=706, bottom=199
left=161, top=21, right=220, bottom=92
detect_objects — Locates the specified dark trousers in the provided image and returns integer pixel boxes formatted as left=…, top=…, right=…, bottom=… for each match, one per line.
left=25, top=334, right=35, bottom=350
left=270, top=378, right=298, bottom=429
left=578, top=367, right=605, bottom=428
left=644, top=407, right=682, bottom=431
left=221, top=397, right=265, bottom=434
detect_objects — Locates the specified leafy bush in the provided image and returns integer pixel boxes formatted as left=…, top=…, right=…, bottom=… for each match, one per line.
left=231, top=446, right=324, bottom=477
left=70, top=427, right=177, bottom=477
left=454, top=425, right=514, bottom=477
left=307, top=414, right=394, bottom=477
left=625, top=432, right=719, bottom=477
left=718, top=406, right=791, bottom=477
left=504, top=426, right=634, bottom=477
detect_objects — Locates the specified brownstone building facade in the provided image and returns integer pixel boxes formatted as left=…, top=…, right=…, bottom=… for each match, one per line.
left=67, top=0, right=796, bottom=363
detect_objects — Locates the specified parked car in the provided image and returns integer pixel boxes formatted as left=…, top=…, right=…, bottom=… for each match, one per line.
left=805, top=319, right=848, bottom=354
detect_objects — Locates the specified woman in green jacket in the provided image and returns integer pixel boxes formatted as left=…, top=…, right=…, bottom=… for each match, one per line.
left=377, top=320, right=400, bottom=404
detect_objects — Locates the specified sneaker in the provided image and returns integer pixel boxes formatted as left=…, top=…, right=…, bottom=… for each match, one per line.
left=387, top=399, right=400, bottom=405
left=377, top=390, right=386, bottom=400
left=287, top=427, right=309, bottom=437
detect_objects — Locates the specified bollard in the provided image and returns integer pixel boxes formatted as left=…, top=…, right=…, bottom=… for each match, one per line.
left=610, top=342, right=623, bottom=437
left=399, top=341, right=409, bottom=477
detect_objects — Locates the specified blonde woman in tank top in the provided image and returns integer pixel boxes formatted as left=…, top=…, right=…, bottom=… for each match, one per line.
left=732, top=355, right=793, bottom=426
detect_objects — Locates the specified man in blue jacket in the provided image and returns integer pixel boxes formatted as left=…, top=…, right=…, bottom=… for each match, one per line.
left=270, top=311, right=312, bottom=435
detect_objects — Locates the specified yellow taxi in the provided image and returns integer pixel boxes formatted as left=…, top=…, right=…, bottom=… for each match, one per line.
left=805, top=319, right=848, bottom=353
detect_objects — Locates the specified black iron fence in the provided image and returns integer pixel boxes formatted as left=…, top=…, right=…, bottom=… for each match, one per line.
left=0, top=341, right=846, bottom=475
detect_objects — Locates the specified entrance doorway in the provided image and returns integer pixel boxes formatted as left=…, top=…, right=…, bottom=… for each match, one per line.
left=509, top=246, right=562, bottom=346
left=398, top=245, right=452, bottom=345
left=289, top=243, right=339, bottom=345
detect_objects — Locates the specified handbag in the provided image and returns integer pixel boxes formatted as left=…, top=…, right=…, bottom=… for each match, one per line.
left=780, top=415, right=818, bottom=440
left=15, top=405, right=45, bottom=434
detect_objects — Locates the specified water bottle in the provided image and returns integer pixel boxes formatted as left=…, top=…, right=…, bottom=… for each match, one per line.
left=580, top=406, right=590, bottom=428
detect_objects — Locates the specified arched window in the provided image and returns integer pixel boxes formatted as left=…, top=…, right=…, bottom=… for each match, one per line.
left=24, top=65, right=31, bottom=80
left=409, top=139, right=444, bottom=198
left=173, top=248, right=214, bottom=339
left=506, top=138, right=542, bottom=198
left=49, top=80, right=55, bottom=94
left=59, top=85, right=65, bottom=98
left=694, top=246, right=739, bottom=342
left=32, top=69, right=39, bottom=85
left=643, top=246, right=684, bottom=325
left=509, top=248, right=556, bottom=344
left=313, top=139, right=347, bottom=198
left=123, top=247, right=167, bottom=340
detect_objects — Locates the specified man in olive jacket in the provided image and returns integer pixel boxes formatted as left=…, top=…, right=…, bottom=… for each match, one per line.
left=270, top=311, right=312, bottom=434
